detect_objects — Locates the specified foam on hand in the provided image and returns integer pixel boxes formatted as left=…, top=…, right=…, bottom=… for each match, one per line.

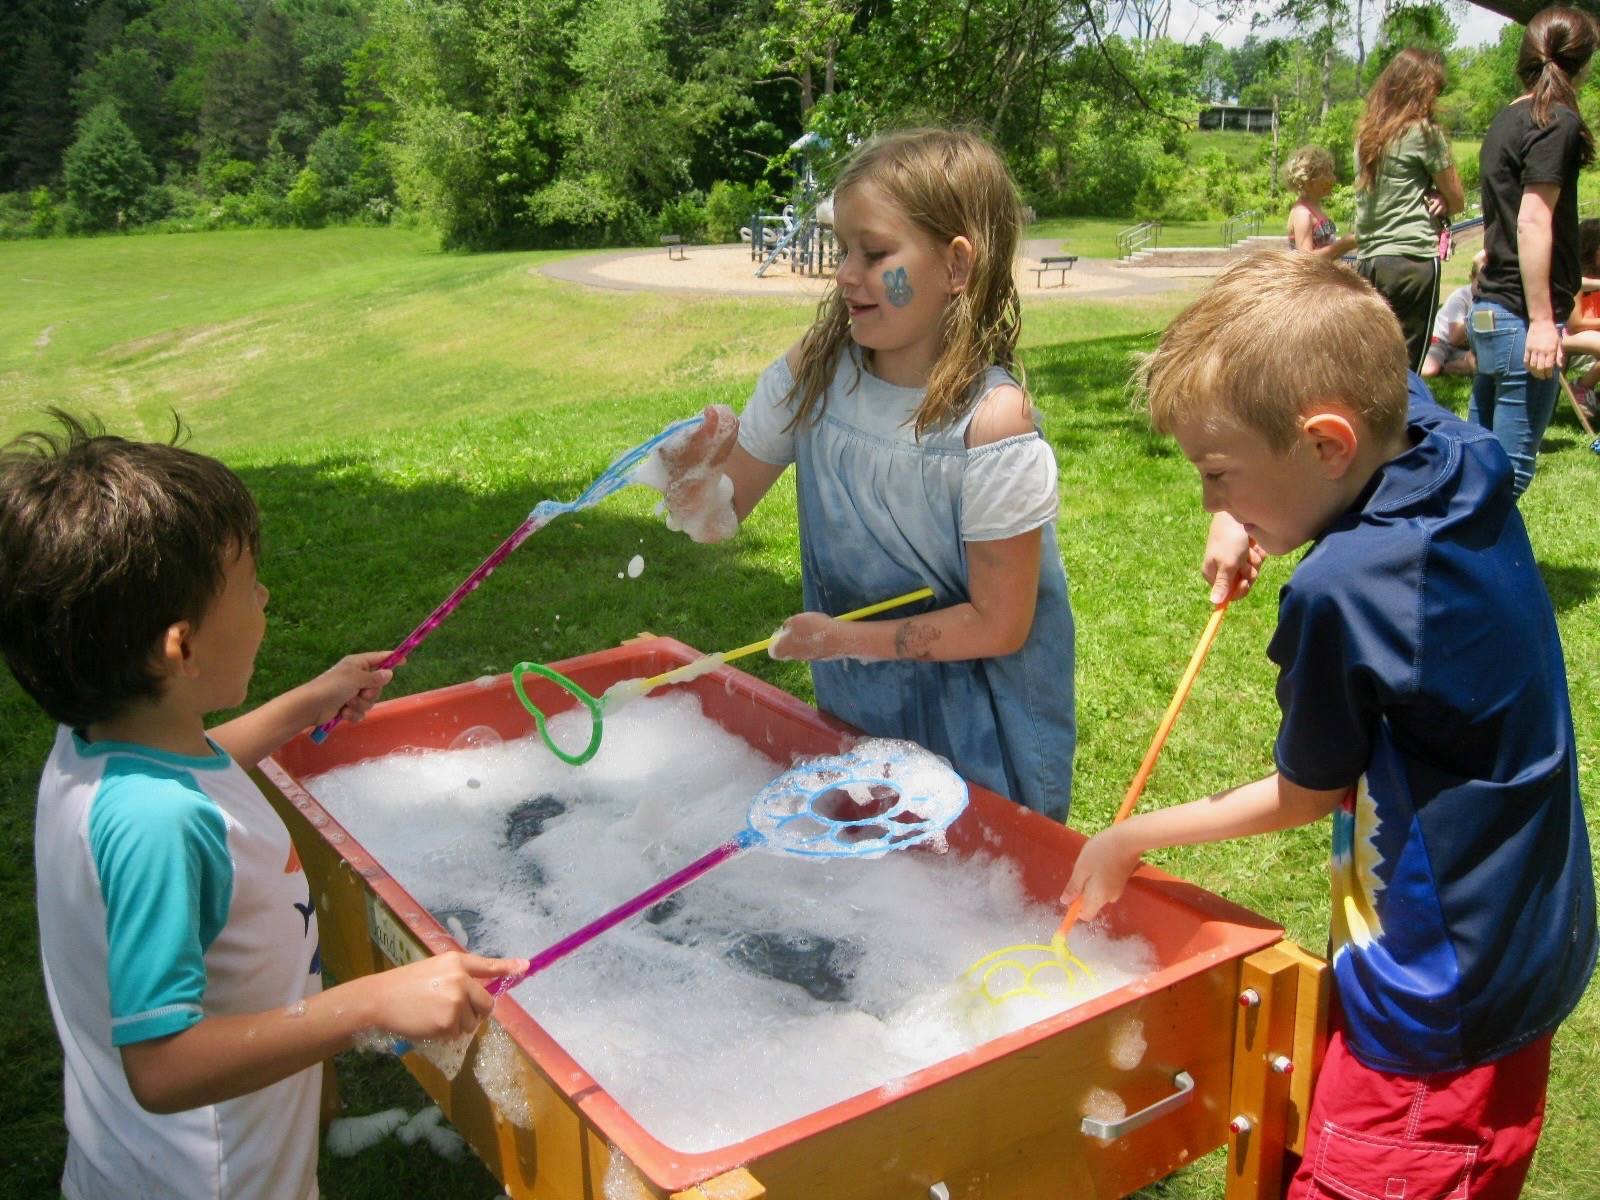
left=308, top=694, right=1154, bottom=1153
left=633, top=416, right=739, bottom=544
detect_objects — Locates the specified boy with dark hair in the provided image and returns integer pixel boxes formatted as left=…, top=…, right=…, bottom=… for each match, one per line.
left=0, top=413, right=521, bottom=1200
left=1064, top=252, right=1595, bottom=1199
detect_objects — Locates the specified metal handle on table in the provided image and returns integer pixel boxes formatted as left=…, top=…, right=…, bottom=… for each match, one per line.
left=1080, top=1070, right=1195, bottom=1141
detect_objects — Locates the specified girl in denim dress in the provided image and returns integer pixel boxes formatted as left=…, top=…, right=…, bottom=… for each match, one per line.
left=662, top=128, right=1075, bottom=820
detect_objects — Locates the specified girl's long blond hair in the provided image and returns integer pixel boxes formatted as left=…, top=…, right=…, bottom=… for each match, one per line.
left=1355, top=49, right=1447, bottom=191
left=786, top=127, right=1024, bottom=439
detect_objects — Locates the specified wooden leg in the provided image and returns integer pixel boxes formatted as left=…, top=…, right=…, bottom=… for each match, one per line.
left=1224, top=941, right=1329, bottom=1200
left=319, top=1056, right=345, bottom=1128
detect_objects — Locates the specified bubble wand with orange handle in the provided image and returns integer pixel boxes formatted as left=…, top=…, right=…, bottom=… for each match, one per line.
left=964, top=599, right=1230, bottom=1006
left=1050, top=599, right=1229, bottom=952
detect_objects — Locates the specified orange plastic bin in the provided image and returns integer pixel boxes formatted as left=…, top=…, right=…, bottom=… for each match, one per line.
left=258, top=638, right=1301, bottom=1200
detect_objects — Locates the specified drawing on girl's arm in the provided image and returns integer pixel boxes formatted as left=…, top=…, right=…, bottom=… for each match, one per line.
left=884, top=266, right=914, bottom=308
left=895, top=620, right=940, bottom=659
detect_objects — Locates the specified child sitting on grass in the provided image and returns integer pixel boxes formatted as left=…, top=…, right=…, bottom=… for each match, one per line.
left=0, top=413, right=522, bottom=1200
left=1419, top=248, right=1485, bottom=378
left=1559, top=217, right=1600, bottom=420
left=1064, top=252, right=1595, bottom=1199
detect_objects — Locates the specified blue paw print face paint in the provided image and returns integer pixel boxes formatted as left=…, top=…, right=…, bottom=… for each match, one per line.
left=883, top=266, right=914, bottom=308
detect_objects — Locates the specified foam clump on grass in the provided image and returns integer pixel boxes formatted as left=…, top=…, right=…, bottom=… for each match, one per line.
left=325, top=1108, right=407, bottom=1157
left=326, top=1105, right=467, bottom=1162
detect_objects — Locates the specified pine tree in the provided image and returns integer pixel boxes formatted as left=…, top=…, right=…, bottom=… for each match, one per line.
left=62, top=99, right=155, bottom=229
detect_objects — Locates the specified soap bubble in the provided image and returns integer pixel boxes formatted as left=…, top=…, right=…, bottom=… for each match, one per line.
left=449, top=725, right=503, bottom=753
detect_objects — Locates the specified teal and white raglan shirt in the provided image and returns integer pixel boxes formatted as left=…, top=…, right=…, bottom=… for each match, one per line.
left=36, top=727, right=323, bottom=1200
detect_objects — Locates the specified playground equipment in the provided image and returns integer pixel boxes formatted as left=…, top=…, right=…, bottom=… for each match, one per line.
left=260, top=637, right=1332, bottom=1200
left=745, top=131, right=838, bottom=278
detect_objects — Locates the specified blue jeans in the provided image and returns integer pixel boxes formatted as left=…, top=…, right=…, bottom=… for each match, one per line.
left=1466, top=299, right=1559, bottom=497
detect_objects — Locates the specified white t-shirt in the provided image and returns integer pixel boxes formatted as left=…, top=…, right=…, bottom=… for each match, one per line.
left=738, top=352, right=1060, bottom=542
left=36, top=727, right=322, bottom=1200
left=1431, top=283, right=1474, bottom=342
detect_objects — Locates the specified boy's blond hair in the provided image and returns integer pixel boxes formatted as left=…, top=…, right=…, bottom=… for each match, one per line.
left=788, top=127, right=1024, bottom=438
left=1140, top=250, right=1409, bottom=451
left=1283, top=145, right=1335, bottom=193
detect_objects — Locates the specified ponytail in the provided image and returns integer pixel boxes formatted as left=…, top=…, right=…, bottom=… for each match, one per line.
left=1517, top=6, right=1597, bottom=167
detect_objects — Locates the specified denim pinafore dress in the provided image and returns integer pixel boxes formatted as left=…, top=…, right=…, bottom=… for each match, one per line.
left=739, top=345, right=1076, bottom=819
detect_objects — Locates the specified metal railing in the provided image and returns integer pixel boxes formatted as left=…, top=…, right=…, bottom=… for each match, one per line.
left=1221, top=210, right=1262, bottom=246
left=1116, top=220, right=1162, bottom=259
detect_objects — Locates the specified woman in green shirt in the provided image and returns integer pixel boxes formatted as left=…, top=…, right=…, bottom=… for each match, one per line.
left=1353, top=48, right=1465, bottom=370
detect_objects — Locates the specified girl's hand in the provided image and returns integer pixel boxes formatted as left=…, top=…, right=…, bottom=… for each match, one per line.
left=658, top=405, right=739, bottom=543
left=363, top=952, right=525, bottom=1043
left=1202, top=513, right=1264, bottom=604
left=768, top=612, right=852, bottom=661
left=1525, top=318, right=1562, bottom=379
left=1060, top=828, right=1143, bottom=923
left=303, top=652, right=394, bottom=727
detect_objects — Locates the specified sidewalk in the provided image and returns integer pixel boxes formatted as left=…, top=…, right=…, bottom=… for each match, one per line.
left=538, top=241, right=1215, bottom=303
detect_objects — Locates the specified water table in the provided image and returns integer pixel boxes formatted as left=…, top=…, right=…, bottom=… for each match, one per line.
left=256, top=637, right=1330, bottom=1200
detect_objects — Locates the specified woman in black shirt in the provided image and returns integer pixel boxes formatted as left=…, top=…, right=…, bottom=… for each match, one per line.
left=1470, top=6, right=1596, bottom=496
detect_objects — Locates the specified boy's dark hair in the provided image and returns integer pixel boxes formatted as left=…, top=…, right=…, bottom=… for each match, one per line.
left=1580, top=217, right=1600, bottom=272
left=0, top=411, right=261, bottom=728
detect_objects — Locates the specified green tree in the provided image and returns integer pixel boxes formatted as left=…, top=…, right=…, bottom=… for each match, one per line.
left=762, top=0, right=858, bottom=118
left=5, top=31, right=77, bottom=190
left=62, top=99, right=155, bottom=228
left=376, top=0, right=571, bottom=248
left=72, top=45, right=168, bottom=155
left=541, top=0, right=716, bottom=221
left=201, top=6, right=307, bottom=161
left=1367, top=2, right=1457, bottom=84
left=1440, top=21, right=1520, bottom=134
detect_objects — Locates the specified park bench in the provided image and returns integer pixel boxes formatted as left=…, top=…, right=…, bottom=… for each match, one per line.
left=661, top=234, right=687, bottom=260
left=1031, top=254, right=1078, bottom=287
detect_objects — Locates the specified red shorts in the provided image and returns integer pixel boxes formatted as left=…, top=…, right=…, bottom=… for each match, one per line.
left=1286, top=1029, right=1552, bottom=1200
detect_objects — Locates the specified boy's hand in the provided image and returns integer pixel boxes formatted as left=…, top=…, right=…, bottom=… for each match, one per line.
left=1203, top=513, right=1264, bottom=604
left=767, top=612, right=852, bottom=661
left=658, top=405, right=739, bottom=543
left=365, top=952, right=526, bottom=1042
left=305, top=652, right=394, bottom=727
left=1060, top=827, right=1143, bottom=923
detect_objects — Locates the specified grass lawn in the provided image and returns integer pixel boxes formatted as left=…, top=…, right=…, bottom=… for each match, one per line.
left=1025, top=215, right=1240, bottom=258
left=1, top=228, right=1595, bottom=1198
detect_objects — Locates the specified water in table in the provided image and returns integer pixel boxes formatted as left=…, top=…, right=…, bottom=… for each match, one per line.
left=308, top=693, right=1154, bottom=1152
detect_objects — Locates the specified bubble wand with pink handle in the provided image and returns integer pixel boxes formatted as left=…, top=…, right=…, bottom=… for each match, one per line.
left=310, top=414, right=707, bottom=744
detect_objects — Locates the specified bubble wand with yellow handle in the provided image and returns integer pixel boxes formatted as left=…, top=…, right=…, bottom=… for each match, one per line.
left=520, top=587, right=936, bottom=766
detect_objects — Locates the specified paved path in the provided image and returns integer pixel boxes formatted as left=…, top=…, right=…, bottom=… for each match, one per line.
left=538, top=240, right=1216, bottom=303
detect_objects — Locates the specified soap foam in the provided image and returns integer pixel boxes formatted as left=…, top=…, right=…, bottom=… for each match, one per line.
left=309, top=693, right=1154, bottom=1152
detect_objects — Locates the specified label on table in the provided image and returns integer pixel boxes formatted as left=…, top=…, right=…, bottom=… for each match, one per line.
left=366, top=892, right=428, bottom=967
